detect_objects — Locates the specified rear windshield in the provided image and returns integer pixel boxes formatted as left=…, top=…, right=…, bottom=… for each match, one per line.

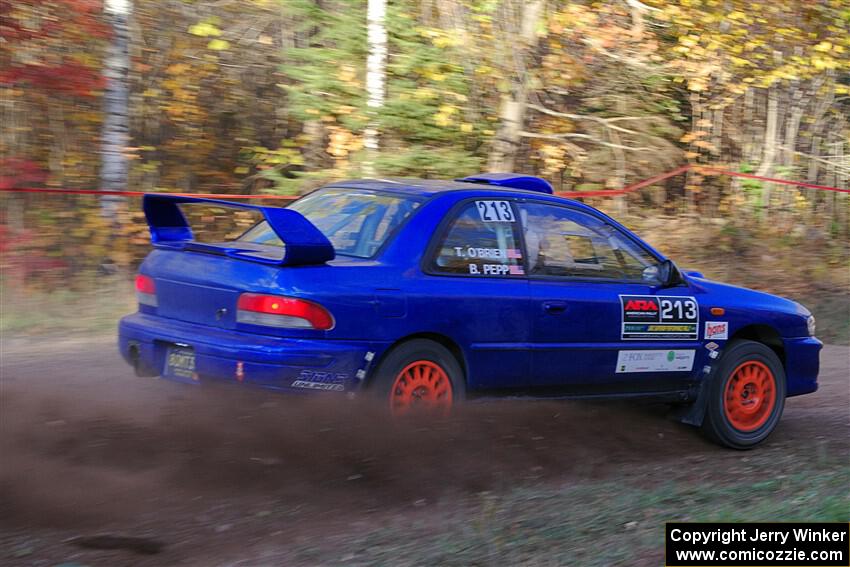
left=236, top=189, right=423, bottom=258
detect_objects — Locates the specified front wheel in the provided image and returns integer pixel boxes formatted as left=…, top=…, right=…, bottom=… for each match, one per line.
left=370, top=339, right=464, bottom=416
left=702, top=340, right=786, bottom=449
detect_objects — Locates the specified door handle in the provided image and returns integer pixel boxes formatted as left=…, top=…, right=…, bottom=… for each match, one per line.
left=542, top=301, right=568, bottom=314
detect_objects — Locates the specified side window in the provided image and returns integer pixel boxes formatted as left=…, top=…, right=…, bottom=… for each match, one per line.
left=431, top=200, right=525, bottom=277
left=519, top=203, right=659, bottom=281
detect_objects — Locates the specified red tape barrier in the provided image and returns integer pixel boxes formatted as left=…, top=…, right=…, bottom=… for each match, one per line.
left=556, top=164, right=692, bottom=198
left=0, top=186, right=297, bottom=200
left=1, top=164, right=848, bottom=200
left=693, top=166, right=850, bottom=194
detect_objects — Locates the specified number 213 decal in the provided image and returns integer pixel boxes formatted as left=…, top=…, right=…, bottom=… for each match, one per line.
left=620, top=294, right=700, bottom=340
left=660, top=298, right=698, bottom=322
left=475, top=200, right=515, bottom=222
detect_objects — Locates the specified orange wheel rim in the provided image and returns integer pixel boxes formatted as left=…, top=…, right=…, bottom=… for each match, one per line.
left=723, top=360, right=776, bottom=432
left=390, top=360, right=453, bottom=416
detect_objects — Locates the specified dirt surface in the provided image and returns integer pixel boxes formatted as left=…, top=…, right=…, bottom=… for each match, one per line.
left=0, top=338, right=847, bottom=566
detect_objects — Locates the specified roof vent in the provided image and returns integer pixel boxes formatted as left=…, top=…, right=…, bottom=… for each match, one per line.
left=455, top=173, right=554, bottom=194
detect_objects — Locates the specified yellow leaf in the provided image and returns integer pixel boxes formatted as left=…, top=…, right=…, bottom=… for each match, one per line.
left=166, top=63, right=190, bottom=75
left=338, top=66, right=357, bottom=84
left=687, top=79, right=706, bottom=92
left=189, top=22, right=222, bottom=37
left=207, top=39, right=230, bottom=51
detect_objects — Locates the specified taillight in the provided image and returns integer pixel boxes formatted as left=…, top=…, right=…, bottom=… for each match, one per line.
left=135, top=274, right=157, bottom=307
left=237, top=294, right=334, bottom=330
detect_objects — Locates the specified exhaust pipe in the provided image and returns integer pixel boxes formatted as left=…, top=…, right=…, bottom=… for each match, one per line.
left=128, top=342, right=158, bottom=377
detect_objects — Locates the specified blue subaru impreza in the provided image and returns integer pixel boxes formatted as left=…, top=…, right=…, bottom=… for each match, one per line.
left=118, top=173, right=821, bottom=448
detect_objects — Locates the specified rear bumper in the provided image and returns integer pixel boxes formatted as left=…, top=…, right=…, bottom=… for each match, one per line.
left=783, top=336, right=822, bottom=397
left=118, top=312, right=385, bottom=392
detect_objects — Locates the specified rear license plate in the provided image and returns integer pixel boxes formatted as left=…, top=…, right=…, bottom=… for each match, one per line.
left=164, top=345, right=196, bottom=380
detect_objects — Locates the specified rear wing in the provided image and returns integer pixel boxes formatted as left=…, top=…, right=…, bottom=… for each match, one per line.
left=142, top=194, right=335, bottom=266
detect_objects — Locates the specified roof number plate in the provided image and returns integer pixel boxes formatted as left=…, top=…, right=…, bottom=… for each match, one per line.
left=475, top=200, right=515, bottom=223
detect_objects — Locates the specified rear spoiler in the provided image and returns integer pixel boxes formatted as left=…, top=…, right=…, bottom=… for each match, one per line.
left=142, top=194, right=335, bottom=266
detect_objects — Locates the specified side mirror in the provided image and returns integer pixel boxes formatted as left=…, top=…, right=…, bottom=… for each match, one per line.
left=658, top=259, right=683, bottom=288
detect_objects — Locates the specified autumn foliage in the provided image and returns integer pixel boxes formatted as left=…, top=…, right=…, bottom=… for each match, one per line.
left=1, top=0, right=848, bottom=292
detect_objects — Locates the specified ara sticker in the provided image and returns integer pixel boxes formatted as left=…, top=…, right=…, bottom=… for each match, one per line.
left=616, top=350, right=696, bottom=373
left=475, top=200, right=515, bottom=223
left=705, top=341, right=719, bottom=351
left=704, top=321, right=728, bottom=340
left=620, top=295, right=699, bottom=340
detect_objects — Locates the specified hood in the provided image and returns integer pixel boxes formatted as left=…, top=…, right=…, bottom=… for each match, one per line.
left=686, top=276, right=811, bottom=318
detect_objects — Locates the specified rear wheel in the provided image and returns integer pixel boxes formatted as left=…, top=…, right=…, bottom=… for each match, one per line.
left=371, top=340, right=464, bottom=416
left=702, top=340, right=785, bottom=449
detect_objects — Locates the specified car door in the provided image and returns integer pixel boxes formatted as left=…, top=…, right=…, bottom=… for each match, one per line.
left=419, top=198, right=531, bottom=391
left=519, top=201, right=701, bottom=393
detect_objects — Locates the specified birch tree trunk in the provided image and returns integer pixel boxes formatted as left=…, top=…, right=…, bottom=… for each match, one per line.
left=363, top=0, right=387, bottom=177
left=487, top=0, right=545, bottom=172
left=100, top=0, right=131, bottom=219
left=755, top=87, right=779, bottom=212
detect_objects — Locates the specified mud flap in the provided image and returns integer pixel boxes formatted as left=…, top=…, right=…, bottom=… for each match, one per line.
left=671, top=358, right=721, bottom=427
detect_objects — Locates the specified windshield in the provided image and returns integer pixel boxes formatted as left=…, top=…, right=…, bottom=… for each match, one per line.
left=237, top=189, right=423, bottom=258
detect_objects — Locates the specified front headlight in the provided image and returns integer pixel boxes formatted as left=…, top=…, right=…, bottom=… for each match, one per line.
left=807, top=315, right=816, bottom=336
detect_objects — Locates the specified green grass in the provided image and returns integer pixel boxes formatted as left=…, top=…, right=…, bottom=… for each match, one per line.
left=807, top=293, right=850, bottom=345
left=296, top=466, right=849, bottom=566
left=0, top=279, right=134, bottom=338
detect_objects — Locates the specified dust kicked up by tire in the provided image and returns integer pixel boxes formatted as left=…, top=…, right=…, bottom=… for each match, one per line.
left=1, top=339, right=847, bottom=565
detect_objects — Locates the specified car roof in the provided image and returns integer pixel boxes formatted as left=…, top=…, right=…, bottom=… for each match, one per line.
left=323, top=177, right=611, bottom=220
left=327, top=178, right=556, bottom=199
left=318, top=177, right=667, bottom=263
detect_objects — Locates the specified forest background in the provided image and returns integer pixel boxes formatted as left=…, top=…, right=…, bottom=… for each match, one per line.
left=1, top=0, right=848, bottom=341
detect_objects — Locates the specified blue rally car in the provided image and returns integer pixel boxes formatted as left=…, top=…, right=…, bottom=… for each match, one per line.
left=119, top=173, right=821, bottom=448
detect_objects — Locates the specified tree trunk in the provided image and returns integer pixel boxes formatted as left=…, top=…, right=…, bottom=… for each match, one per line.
left=487, top=0, right=545, bottom=172
left=363, top=0, right=387, bottom=177
left=100, top=0, right=132, bottom=219
left=628, top=0, right=646, bottom=42
left=755, top=86, right=778, bottom=212
left=46, top=99, right=67, bottom=186
left=489, top=98, right=527, bottom=172
left=684, top=92, right=702, bottom=212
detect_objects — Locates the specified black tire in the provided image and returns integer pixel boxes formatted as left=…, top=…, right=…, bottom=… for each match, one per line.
left=701, top=339, right=786, bottom=449
left=370, top=339, right=465, bottom=415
